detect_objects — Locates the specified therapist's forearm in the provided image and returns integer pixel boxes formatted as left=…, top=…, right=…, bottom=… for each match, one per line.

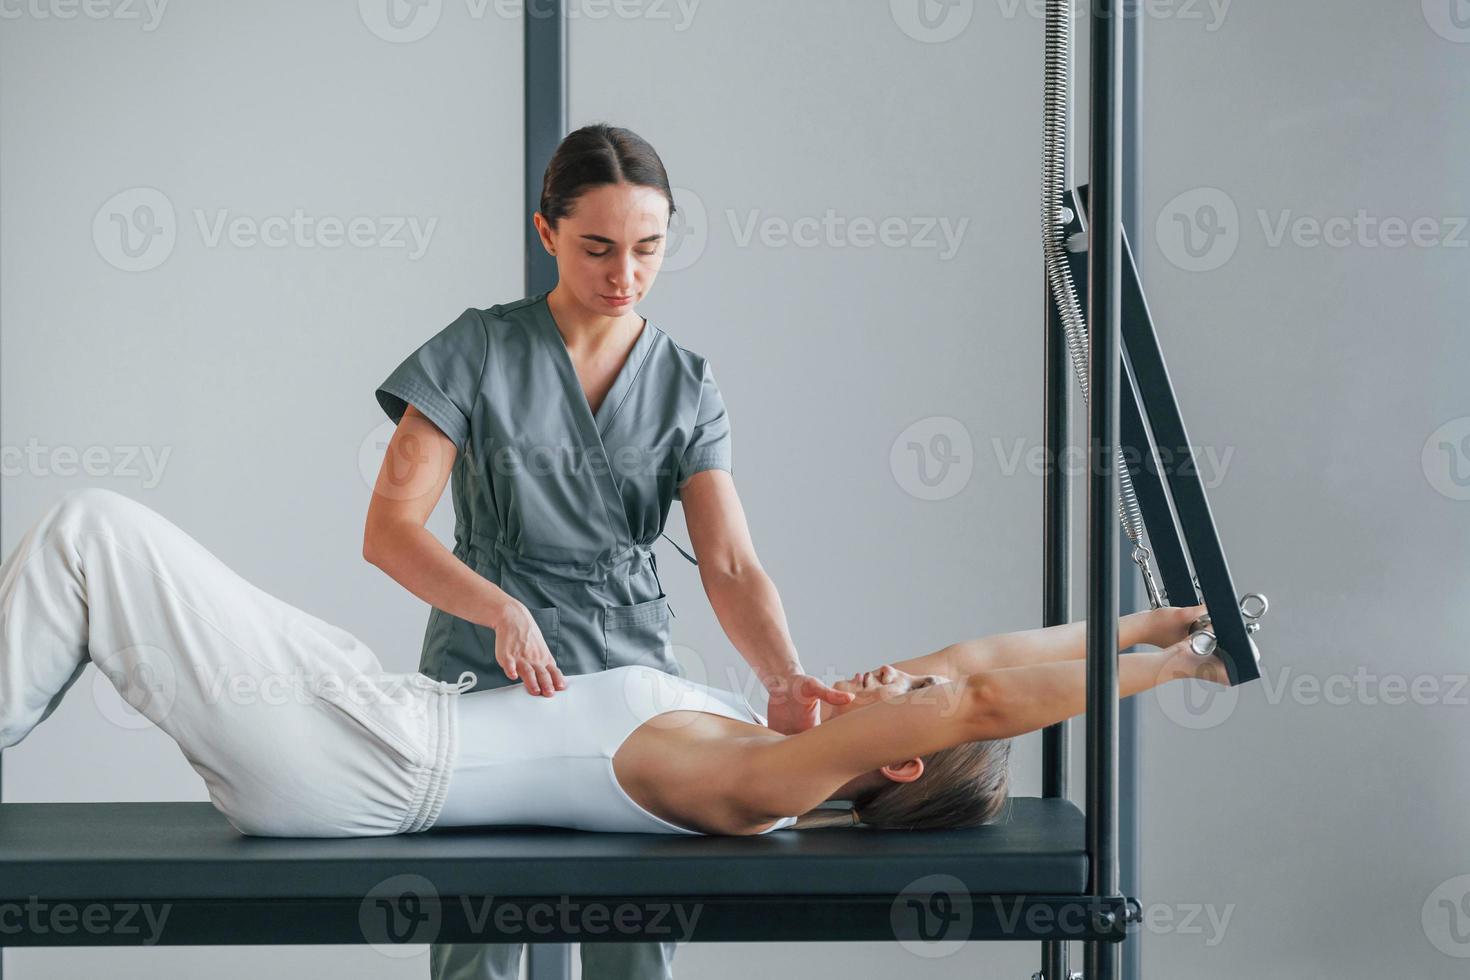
left=365, top=522, right=513, bottom=630
left=700, top=565, right=804, bottom=681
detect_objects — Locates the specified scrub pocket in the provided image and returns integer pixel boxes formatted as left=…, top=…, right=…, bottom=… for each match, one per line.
left=603, top=595, right=680, bottom=675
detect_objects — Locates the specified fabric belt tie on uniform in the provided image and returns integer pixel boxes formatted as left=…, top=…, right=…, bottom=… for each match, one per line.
left=655, top=532, right=700, bottom=619
left=468, top=530, right=697, bottom=572
left=472, top=532, right=702, bottom=619
left=483, top=538, right=654, bottom=579
left=658, top=531, right=699, bottom=566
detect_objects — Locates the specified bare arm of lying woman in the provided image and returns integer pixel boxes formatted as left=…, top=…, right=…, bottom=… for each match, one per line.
left=718, top=621, right=1227, bottom=833
left=886, top=603, right=1211, bottom=678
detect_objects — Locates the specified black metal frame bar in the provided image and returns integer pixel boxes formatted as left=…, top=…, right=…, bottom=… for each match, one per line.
left=1039, top=202, right=1074, bottom=980
left=524, top=0, right=566, bottom=299
left=1042, top=6, right=1148, bottom=979
left=0, top=894, right=1136, bottom=947
left=524, top=5, right=567, bottom=976
left=1063, top=185, right=1261, bottom=687
left=1118, top=7, right=1145, bottom=977
left=1084, top=3, right=1126, bottom=979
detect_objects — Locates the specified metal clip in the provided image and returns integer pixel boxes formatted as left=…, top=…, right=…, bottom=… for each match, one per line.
left=1131, top=544, right=1166, bottom=610
left=1187, top=591, right=1270, bottom=657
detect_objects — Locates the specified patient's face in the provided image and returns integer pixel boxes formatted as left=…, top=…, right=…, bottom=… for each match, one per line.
left=822, top=664, right=951, bottom=720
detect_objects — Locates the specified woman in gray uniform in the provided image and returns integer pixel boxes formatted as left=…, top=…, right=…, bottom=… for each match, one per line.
left=362, top=124, right=853, bottom=980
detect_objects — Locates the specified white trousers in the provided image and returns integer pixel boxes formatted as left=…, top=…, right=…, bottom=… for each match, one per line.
left=0, top=488, right=469, bottom=837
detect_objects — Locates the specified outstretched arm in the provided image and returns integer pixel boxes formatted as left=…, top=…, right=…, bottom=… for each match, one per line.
left=890, top=604, right=1202, bottom=680
left=965, top=642, right=1221, bottom=740
left=735, top=641, right=1221, bottom=825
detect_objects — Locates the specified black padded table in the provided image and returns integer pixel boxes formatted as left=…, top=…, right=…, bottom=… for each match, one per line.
left=0, top=797, right=1130, bottom=946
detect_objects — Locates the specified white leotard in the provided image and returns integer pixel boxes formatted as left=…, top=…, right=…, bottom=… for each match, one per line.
left=431, top=665, right=800, bottom=835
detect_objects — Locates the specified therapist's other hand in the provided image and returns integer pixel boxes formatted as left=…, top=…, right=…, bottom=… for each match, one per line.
left=493, top=602, right=568, bottom=697
left=762, top=672, right=855, bottom=736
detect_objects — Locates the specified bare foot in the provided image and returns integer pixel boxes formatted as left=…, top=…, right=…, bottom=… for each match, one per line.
left=1166, top=641, right=1231, bottom=686
left=1192, top=649, right=1231, bottom=686
left=1164, top=603, right=1262, bottom=672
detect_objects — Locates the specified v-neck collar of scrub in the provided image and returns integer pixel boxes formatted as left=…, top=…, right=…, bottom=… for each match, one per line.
left=534, top=291, right=655, bottom=438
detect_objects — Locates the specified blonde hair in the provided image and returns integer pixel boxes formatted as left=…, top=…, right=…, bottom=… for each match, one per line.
left=791, top=739, right=1013, bottom=831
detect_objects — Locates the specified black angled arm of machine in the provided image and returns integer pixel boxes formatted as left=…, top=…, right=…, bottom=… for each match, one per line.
left=1060, top=184, right=1266, bottom=686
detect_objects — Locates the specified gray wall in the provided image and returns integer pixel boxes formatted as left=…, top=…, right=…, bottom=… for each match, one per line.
left=2, top=1, right=522, bottom=976
left=4, top=1, right=1467, bottom=978
left=1136, top=3, right=1470, bottom=977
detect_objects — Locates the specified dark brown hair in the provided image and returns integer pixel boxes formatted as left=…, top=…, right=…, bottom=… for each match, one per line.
left=539, top=123, right=676, bottom=229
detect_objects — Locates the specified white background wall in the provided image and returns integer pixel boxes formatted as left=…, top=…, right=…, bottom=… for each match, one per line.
left=3, top=1, right=1467, bottom=977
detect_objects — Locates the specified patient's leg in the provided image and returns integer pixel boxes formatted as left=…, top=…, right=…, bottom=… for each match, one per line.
left=0, top=486, right=327, bottom=750
left=0, top=487, right=443, bottom=836
left=0, top=490, right=99, bottom=748
left=0, top=487, right=390, bottom=748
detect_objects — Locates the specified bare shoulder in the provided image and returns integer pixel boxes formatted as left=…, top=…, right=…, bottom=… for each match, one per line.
left=614, top=711, right=787, bottom=835
left=730, top=677, right=987, bottom=825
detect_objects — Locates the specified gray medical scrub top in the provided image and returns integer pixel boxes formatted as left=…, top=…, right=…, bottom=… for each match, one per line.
left=374, top=291, right=730, bottom=692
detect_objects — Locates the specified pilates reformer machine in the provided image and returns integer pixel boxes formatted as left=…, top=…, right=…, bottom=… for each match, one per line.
left=0, top=2, right=1268, bottom=977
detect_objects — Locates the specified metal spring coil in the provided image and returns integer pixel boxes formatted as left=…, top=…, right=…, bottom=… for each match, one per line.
left=1040, top=0, right=1150, bottom=551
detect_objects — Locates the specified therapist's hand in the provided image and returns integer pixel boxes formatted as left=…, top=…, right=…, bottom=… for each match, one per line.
left=762, top=672, right=855, bottom=736
left=493, top=601, right=568, bottom=698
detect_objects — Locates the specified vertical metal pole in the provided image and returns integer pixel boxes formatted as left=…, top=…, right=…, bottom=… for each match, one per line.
left=1118, top=535, right=1142, bottom=980
left=1086, top=0, right=1123, bottom=978
left=524, top=6, right=570, bottom=980
left=1118, top=4, right=1144, bottom=979
left=1041, top=7, right=1075, bottom=806
left=1039, top=147, right=1073, bottom=980
left=1040, top=289, right=1073, bottom=980
left=1042, top=1, right=1074, bottom=974
left=529, top=943, right=571, bottom=980
left=525, top=0, right=567, bottom=298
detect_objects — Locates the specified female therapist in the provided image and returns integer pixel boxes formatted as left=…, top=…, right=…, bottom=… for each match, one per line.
left=363, top=124, right=851, bottom=980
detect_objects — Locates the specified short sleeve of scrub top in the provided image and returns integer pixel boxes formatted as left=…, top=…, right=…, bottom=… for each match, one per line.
left=674, top=359, right=733, bottom=499
left=374, top=308, right=488, bottom=454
